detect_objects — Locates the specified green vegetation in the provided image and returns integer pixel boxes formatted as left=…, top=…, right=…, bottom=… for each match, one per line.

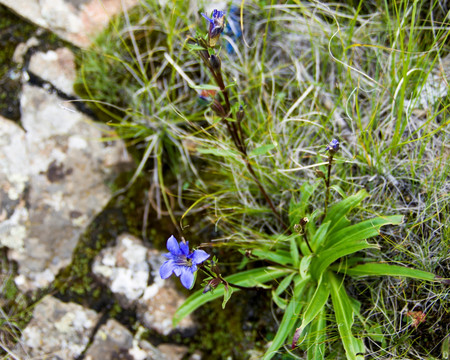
left=1, top=0, right=448, bottom=359
left=74, top=0, right=449, bottom=358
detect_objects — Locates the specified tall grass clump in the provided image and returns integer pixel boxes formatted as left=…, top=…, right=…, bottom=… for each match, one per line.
left=76, top=0, right=449, bottom=358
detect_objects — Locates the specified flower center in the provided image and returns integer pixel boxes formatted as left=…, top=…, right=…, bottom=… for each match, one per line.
left=175, top=255, right=192, bottom=267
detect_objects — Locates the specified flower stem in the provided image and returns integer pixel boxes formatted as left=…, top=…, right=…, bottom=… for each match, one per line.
left=201, top=52, right=287, bottom=230
left=324, top=154, right=334, bottom=218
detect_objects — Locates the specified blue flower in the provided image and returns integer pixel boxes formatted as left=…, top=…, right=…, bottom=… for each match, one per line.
left=202, top=9, right=225, bottom=47
left=159, top=235, right=210, bottom=289
left=326, top=139, right=340, bottom=153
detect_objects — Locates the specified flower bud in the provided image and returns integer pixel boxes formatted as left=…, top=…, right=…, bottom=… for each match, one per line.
left=209, top=54, right=221, bottom=71
left=299, top=217, right=309, bottom=226
left=203, top=277, right=221, bottom=293
left=236, top=105, right=244, bottom=122
left=315, top=169, right=325, bottom=179
left=326, top=139, right=340, bottom=154
left=211, top=100, right=226, bottom=117
left=201, top=9, right=225, bottom=47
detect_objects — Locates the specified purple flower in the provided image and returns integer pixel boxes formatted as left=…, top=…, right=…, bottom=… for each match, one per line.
left=159, top=235, right=210, bottom=289
left=326, top=139, right=340, bottom=153
left=201, top=9, right=225, bottom=47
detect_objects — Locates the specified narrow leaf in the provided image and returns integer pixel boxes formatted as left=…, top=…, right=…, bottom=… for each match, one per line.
left=307, top=307, right=327, bottom=360
left=311, top=221, right=331, bottom=250
left=324, top=190, right=369, bottom=234
left=190, top=83, right=220, bottom=90
left=173, top=267, right=289, bottom=325
left=252, top=249, right=293, bottom=266
left=274, top=272, right=296, bottom=296
left=311, top=241, right=378, bottom=280
left=297, top=277, right=330, bottom=336
left=339, top=262, right=438, bottom=282
left=272, top=290, right=288, bottom=310
left=328, top=271, right=365, bottom=360
left=324, top=215, right=403, bottom=249
left=222, top=286, right=233, bottom=309
left=249, top=144, right=275, bottom=156
left=300, top=254, right=313, bottom=279
left=263, top=276, right=309, bottom=360
left=290, top=236, right=300, bottom=267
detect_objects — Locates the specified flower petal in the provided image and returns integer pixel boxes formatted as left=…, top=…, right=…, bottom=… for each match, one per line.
left=201, top=13, right=213, bottom=24
left=180, top=268, right=195, bottom=289
left=179, top=241, right=190, bottom=256
left=191, top=249, right=210, bottom=265
left=159, top=260, right=175, bottom=279
left=173, top=265, right=184, bottom=277
left=166, top=235, right=182, bottom=256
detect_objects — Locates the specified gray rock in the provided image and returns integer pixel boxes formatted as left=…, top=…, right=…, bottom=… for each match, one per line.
left=15, top=295, right=100, bottom=359
left=1, top=84, right=131, bottom=292
left=0, top=0, right=139, bottom=48
left=157, top=344, right=189, bottom=360
left=137, top=248, right=195, bottom=336
left=92, top=234, right=150, bottom=307
left=93, top=234, right=195, bottom=336
left=12, top=37, right=40, bottom=65
left=85, top=319, right=169, bottom=360
left=0, top=116, right=29, bottom=253
left=28, top=48, right=77, bottom=95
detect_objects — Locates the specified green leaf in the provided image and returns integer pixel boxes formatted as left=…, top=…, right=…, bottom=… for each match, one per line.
left=271, top=290, right=288, bottom=310
left=173, top=267, right=290, bottom=326
left=328, top=271, right=365, bottom=360
left=311, top=240, right=378, bottom=280
left=185, top=43, right=207, bottom=51
left=324, top=190, right=369, bottom=234
left=252, top=249, right=293, bottom=266
left=274, top=272, right=296, bottom=296
left=311, top=221, right=331, bottom=250
left=249, top=144, right=275, bottom=156
left=190, top=83, right=220, bottom=90
left=263, top=276, right=310, bottom=360
left=338, top=262, right=438, bottom=282
left=367, top=324, right=385, bottom=343
left=324, top=215, right=403, bottom=249
left=299, top=254, right=313, bottom=279
left=290, top=236, right=300, bottom=267
left=297, top=277, right=330, bottom=336
left=307, top=307, right=327, bottom=360
left=222, top=285, right=233, bottom=309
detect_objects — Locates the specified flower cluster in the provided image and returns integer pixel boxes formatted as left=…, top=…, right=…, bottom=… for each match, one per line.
left=159, top=235, right=209, bottom=289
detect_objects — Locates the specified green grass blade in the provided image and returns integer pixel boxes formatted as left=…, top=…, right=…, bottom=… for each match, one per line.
left=173, top=267, right=290, bottom=325
left=263, top=276, right=309, bottom=360
left=338, top=263, right=439, bottom=282
left=328, top=271, right=364, bottom=360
